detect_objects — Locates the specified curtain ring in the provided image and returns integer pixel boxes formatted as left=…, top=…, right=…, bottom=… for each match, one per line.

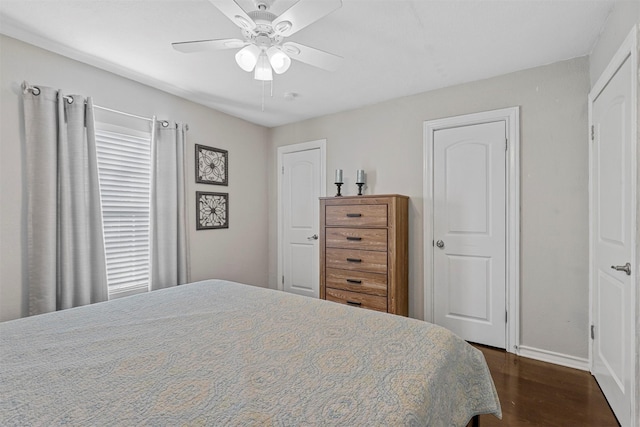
left=161, top=121, right=169, bottom=128
left=58, top=93, right=73, bottom=104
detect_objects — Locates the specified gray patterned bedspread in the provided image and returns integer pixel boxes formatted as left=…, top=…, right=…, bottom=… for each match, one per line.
left=0, top=280, right=501, bottom=426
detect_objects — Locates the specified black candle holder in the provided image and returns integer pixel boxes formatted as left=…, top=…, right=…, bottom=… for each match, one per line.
left=335, top=182, right=343, bottom=197
left=356, top=183, right=364, bottom=196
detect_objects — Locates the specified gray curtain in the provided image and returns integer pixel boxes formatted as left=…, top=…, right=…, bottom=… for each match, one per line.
left=24, top=86, right=107, bottom=315
left=150, top=120, right=190, bottom=290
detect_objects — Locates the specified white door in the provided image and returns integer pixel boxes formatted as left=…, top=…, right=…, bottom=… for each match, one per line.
left=433, top=121, right=507, bottom=348
left=281, top=147, right=322, bottom=298
left=590, top=45, right=635, bottom=426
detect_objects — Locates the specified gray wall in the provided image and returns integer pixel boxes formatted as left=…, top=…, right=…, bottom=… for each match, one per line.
left=268, top=56, right=591, bottom=359
left=0, top=35, right=270, bottom=322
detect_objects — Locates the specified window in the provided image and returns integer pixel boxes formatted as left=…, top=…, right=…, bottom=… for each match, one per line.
left=95, top=123, right=152, bottom=299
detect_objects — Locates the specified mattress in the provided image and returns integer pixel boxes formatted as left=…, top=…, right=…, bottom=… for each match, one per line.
left=0, top=279, right=501, bottom=426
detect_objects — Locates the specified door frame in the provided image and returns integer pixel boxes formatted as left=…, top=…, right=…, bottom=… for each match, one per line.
left=277, top=139, right=327, bottom=292
left=588, top=25, right=637, bottom=424
left=423, top=107, right=520, bottom=353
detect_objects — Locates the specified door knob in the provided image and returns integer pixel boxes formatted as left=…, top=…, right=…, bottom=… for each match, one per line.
left=611, top=262, right=631, bottom=276
left=307, top=234, right=318, bottom=241
left=436, top=240, right=445, bottom=249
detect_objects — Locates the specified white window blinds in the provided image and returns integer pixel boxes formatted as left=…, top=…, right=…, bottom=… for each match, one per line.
left=95, top=123, right=152, bottom=298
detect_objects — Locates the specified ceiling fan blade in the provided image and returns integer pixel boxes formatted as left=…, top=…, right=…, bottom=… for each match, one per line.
left=272, top=0, right=342, bottom=37
left=207, top=0, right=256, bottom=31
left=172, top=38, right=246, bottom=53
left=282, top=42, right=342, bottom=72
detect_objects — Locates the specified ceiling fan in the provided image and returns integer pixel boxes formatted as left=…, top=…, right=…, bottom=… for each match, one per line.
left=172, top=0, right=343, bottom=81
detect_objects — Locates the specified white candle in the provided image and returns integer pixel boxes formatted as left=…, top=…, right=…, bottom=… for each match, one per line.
left=356, top=169, right=365, bottom=184
left=335, top=169, right=343, bottom=183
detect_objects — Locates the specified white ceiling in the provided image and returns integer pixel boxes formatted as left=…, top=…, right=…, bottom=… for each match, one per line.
left=0, top=0, right=615, bottom=127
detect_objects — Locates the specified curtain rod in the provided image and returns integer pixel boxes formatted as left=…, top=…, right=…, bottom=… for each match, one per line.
left=21, top=81, right=173, bottom=128
left=94, top=105, right=153, bottom=123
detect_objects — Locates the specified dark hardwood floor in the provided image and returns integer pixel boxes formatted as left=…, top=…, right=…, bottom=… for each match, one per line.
left=472, top=344, right=619, bottom=427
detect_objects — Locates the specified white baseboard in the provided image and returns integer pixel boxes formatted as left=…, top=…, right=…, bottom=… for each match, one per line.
left=517, top=345, right=590, bottom=371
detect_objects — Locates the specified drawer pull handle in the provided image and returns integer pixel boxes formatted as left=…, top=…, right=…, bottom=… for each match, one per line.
left=346, top=237, right=362, bottom=241
left=346, top=258, right=362, bottom=263
left=346, top=213, right=362, bottom=217
left=346, top=300, right=362, bottom=306
left=346, top=279, right=362, bottom=284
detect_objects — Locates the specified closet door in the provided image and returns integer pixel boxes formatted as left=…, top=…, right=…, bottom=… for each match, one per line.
left=589, top=32, right=636, bottom=426
left=432, top=120, right=507, bottom=349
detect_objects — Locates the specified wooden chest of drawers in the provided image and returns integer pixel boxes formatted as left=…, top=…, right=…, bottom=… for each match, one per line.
left=320, top=195, right=409, bottom=316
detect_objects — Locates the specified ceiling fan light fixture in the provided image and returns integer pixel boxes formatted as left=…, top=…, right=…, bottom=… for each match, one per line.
left=235, top=44, right=261, bottom=72
left=266, top=46, right=291, bottom=74
left=254, top=54, right=273, bottom=81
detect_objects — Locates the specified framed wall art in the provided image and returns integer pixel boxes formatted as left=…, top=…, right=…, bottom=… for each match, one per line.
left=196, top=191, right=229, bottom=230
left=196, top=144, right=228, bottom=185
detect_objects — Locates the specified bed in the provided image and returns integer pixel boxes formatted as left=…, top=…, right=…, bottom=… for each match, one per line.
left=0, top=279, right=501, bottom=426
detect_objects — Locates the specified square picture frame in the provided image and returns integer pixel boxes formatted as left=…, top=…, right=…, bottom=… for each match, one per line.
left=196, top=144, right=228, bottom=186
left=196, top=191, right=229, bottom=230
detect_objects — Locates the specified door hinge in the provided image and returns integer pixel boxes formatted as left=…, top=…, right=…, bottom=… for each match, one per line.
left=432, top=240, right=435, bottom=247
left=505, top=138, right=508, bottom=151
left=282, top=275, right=284, bottom=285
left=590, top=125, right=594, bottom=141
left=505, top=311, right=508, bottom=323
left=590, top=324, right=595, bottom=339
left=282, top=166, right=284, bottom=174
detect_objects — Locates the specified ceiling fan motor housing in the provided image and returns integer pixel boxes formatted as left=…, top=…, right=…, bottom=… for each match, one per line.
left=248, top=9, right=277, bottom=25
left=247, top=10, right=283, bottom=48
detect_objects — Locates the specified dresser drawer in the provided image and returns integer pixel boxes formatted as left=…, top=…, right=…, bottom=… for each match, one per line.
left=325, top=248, right=387, bottom=274
left=325, top=204, right=387, bottom=227
left=325, top=268, right=387, bottom=296
left=326, top=288, right=387, bottom=312
left=325, top=228, right=387, bottom=251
